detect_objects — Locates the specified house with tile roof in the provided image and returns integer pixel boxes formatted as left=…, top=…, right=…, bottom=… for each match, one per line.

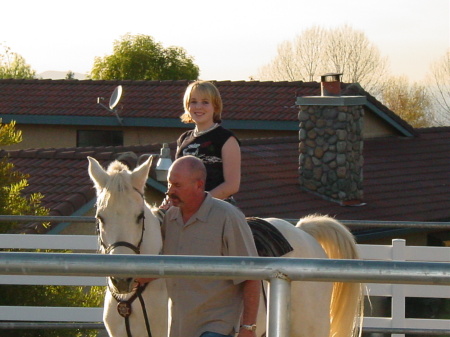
left=0, top=79, right=449, bottom=247
left=0, top=78, right=414, bottom=150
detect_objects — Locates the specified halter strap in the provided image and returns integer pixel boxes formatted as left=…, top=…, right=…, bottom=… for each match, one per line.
left=104, top=241, right=141, bottom=255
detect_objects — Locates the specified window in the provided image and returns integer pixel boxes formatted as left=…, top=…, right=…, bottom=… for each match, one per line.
left=77, top=130, right=123, bottom=147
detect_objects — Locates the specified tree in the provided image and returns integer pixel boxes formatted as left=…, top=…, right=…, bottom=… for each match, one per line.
left=0, top=44, right=36, bottom=79
left=427, top=50, right=450, bottom=125
left=257, top=25, right=389, bottom=94
left=0, top=121, right=48, bottom=233
left=379, top=76, right=434, bottom=128
left=0, top=121, right=103, bottom=337
left=90, top=33, right=200, bottom=80
left=258, top=26, right=326, bottom=82
left=65, top=70, right=76, bottom=80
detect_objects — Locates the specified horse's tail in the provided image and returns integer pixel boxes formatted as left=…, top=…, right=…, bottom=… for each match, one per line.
left=296, top=214, right=363, bottom=337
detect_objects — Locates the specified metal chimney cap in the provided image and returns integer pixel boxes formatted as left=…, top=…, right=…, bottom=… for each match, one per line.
left=320, top=73, right=342, bottom=82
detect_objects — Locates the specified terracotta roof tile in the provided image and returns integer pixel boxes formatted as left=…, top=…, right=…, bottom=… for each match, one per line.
left=0, top=79, right=415, bottom=134
left=2, top=127, right=448, bottom=235
left=0, top=79, right=439, bottom=238
left=0, top=124, right=450, bottom=232
left=0, top=142, right=164, bottom=233
left=237, top=128, right=450, bottom=225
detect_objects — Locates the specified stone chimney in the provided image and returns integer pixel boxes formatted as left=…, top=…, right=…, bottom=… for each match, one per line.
left=296, top=74, right=367, bottom=205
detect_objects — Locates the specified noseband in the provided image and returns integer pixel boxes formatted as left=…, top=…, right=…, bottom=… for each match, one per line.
left=97, top=187, right=145, bottom=255
left=98, top=221, right=145, bottom=255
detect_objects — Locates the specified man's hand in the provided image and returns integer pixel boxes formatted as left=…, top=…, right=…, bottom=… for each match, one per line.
left=135, top=278, right=156, bottom=285
left=238, top=329, right=257, bottom=337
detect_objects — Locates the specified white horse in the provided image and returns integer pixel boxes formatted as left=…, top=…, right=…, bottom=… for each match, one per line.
left=88, top=156, right=363, bottom=337
left=88, top=156, right=169, bottom=337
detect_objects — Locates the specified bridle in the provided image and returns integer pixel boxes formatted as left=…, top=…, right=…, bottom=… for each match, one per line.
left=96, top=187, right=153, bottom=337
left=97, top=214, right=145, bottom=255
left=97, top=187, right=146, bottom=256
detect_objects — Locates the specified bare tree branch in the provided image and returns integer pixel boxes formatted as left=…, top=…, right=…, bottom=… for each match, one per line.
left=257, top=25, right=388, bottom=94
left=426, top=50, right=450, bottom=125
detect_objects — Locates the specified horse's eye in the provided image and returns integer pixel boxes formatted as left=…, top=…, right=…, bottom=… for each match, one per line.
left=137, top=212, right=145, bottom=223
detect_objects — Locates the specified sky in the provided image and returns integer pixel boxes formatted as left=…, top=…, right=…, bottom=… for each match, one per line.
left=1, top=0, right=449, bottom=82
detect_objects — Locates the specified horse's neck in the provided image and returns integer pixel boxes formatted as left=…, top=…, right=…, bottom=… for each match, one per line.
left=140, top=204, right=163, bottom=255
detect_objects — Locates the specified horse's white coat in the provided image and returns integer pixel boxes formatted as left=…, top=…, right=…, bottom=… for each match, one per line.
left=88, top=156, right=169, bottom=337
left=88, top=157, right=362, bottom=337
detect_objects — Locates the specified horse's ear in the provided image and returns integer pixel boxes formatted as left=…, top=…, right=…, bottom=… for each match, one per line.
left=131, top=155, right=154, bottom=192
left=88, top=156, right=109, bottom=190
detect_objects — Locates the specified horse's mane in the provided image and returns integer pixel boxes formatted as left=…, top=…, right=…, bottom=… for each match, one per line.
left=96, top=161, right=134, bottom=211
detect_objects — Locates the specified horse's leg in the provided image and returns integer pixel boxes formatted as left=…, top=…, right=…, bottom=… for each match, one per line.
left=103, top=291, right=127, bottom=337
left=256, top=279, right=331, bottom=337
left=143, top=279, right=169, bottom=337
left=290, top=280, right=332, bottom=337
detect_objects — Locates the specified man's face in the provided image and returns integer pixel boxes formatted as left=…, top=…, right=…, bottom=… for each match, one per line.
left=166, top=166, right=197, bottom=208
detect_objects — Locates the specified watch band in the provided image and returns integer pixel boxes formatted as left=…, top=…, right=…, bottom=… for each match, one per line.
left=240, top=324, right=257, bottom=332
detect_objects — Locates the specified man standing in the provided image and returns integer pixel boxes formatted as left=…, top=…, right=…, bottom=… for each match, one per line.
left=163, top=155, right=260, bottom=337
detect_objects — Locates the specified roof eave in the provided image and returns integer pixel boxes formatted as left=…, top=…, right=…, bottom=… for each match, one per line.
left=3, top=115, right=300, bottom=131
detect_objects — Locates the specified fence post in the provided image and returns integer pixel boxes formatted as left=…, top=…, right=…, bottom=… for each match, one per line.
left=267, top=272, right=291, bottom=337
left=392, top=239, right=406, bottom=337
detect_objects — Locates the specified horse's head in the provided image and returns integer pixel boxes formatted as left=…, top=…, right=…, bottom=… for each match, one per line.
left=88, top=156, right=155, bottom=294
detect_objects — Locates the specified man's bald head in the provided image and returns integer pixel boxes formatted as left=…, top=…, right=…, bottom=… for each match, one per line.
left=170, top=155, right=206, bottom=184
left=166, top=156, right=207, bottom=210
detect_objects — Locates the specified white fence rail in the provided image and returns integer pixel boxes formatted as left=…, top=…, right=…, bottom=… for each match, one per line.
left=0, top=234, right=104, bottom=326
left=360, top=239, right=450, bottom=336
left=0, top=234, right=449, bottom=336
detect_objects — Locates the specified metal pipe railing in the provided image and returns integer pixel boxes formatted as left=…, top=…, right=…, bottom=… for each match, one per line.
left=1, top=253, right=449, bottom=336
left=2, top=215, right=449, bottom=230
left=1, top=252, right=449, bottom=284
left=1, top=216, right=449, bottom=336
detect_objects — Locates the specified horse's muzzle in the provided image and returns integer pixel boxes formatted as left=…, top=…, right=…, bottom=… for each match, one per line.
left=109, top=277, right=136, bottom=294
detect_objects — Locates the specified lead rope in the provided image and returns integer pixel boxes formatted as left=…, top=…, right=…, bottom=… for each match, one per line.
left=138, top=288, right=152, bottom=337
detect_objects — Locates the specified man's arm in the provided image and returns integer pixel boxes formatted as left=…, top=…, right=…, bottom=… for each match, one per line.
left=239, top=279, right=261, bottom=336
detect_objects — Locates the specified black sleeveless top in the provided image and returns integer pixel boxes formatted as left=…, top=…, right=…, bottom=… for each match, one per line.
left=176, top=126, right=239, bottom=191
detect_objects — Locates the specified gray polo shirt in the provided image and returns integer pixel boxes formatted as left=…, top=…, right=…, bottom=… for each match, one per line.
left=162, top=193, right=258, bottom=337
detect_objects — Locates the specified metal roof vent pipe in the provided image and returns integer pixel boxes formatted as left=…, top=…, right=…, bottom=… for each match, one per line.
left=321, top=73, right=342, bottom=96
left=155, top=143, right=173, bottom=182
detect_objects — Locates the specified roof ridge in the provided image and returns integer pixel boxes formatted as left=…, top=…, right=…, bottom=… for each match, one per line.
left=0, top=78, right=311, bottom=86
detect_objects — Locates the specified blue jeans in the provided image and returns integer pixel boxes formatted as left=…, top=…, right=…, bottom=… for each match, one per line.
left=199, top=332, right=233, bottom=337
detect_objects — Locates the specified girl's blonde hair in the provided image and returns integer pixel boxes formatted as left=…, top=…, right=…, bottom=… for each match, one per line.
left=180, top=81, right=223, bottom=124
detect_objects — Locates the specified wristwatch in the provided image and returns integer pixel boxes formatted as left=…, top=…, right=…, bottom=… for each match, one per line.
left=240, top=324, right=257, bottom=332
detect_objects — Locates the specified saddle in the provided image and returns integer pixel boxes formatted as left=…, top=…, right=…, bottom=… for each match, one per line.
left=246, top=217, right=293, bottom=257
